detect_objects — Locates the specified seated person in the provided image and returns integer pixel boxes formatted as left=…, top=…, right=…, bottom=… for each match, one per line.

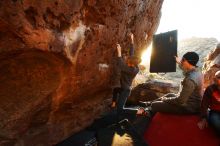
left=138, top=52, right=203, bottom=115
left=198, top=70, right=220, bottom=136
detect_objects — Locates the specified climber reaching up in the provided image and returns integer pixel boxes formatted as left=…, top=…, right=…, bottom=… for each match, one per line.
left=110, top=32, right=136, bottom=108
left=115, top=42, right=142, bottom=121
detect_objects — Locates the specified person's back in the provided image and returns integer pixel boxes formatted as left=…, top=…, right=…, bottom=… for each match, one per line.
left=182, top=68, right=203, bottom=113
left=117, top=56, right=140, bottom=91
left=120, top=61, right=139, bottom=90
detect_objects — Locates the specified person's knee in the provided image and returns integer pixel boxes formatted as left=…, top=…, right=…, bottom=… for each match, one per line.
left=150, top=102, right=157, bottom=111
left=211, top=120, right=220, bottom=129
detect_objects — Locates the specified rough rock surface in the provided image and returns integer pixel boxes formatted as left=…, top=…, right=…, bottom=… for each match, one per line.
left=128, top=79, right=178, bottom=105
left=0, top=0, right=163, bottom=145
left=203, top=43, right=220, bottom=88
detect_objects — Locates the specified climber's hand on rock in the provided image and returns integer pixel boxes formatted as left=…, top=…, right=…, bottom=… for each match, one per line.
left=116, top=43, right=122, bottom=57
left=129, top=33, right=134, bottom=43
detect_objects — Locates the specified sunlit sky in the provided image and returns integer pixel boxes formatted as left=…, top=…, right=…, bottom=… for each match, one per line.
left=156, top=0, right=220, bottom=41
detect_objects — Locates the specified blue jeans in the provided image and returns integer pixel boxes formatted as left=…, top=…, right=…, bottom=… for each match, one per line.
left=116, top=89, right=137, bottom=121
left=112, top=87, right=121, bottom=102
left=208, top=110, right=220, bottom=136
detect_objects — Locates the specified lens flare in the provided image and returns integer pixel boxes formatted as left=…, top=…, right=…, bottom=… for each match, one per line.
left=140, top=44, right=152, bottom=70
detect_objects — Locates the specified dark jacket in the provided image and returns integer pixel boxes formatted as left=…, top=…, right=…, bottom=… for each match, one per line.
left=117, top=57, right=139, bottom=90
left=165, top=68, right=203, bottom=113
left=111, top=44, right=135, bottom=88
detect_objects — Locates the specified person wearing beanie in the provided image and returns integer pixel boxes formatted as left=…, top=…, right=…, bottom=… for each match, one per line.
left=182, top=51, right=199, bottom=67
left=138, top=51, right=203, bottom=115
left=198, top=71, right=220, bottom=136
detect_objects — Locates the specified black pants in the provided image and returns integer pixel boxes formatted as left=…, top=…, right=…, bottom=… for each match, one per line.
left=150, top=101, right=192, bottom=115
left=149, top=93, right=195, bottom=115
left=112, top=87, right=121, bottom=102
left=116, top=88, right=138, bottom=121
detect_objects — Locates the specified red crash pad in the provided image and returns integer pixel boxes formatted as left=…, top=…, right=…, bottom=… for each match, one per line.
left=144, top=113, right=220, bottom=146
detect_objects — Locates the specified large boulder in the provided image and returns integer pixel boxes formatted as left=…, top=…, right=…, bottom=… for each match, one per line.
left=128, top=79, right=179, bottom=105
left=0, top=0, right=163, bottom=145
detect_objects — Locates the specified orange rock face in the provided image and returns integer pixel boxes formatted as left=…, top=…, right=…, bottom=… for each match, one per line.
left=203, top=43, right=220, bottom=88
left=0, top=0, right=163, bottom=145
